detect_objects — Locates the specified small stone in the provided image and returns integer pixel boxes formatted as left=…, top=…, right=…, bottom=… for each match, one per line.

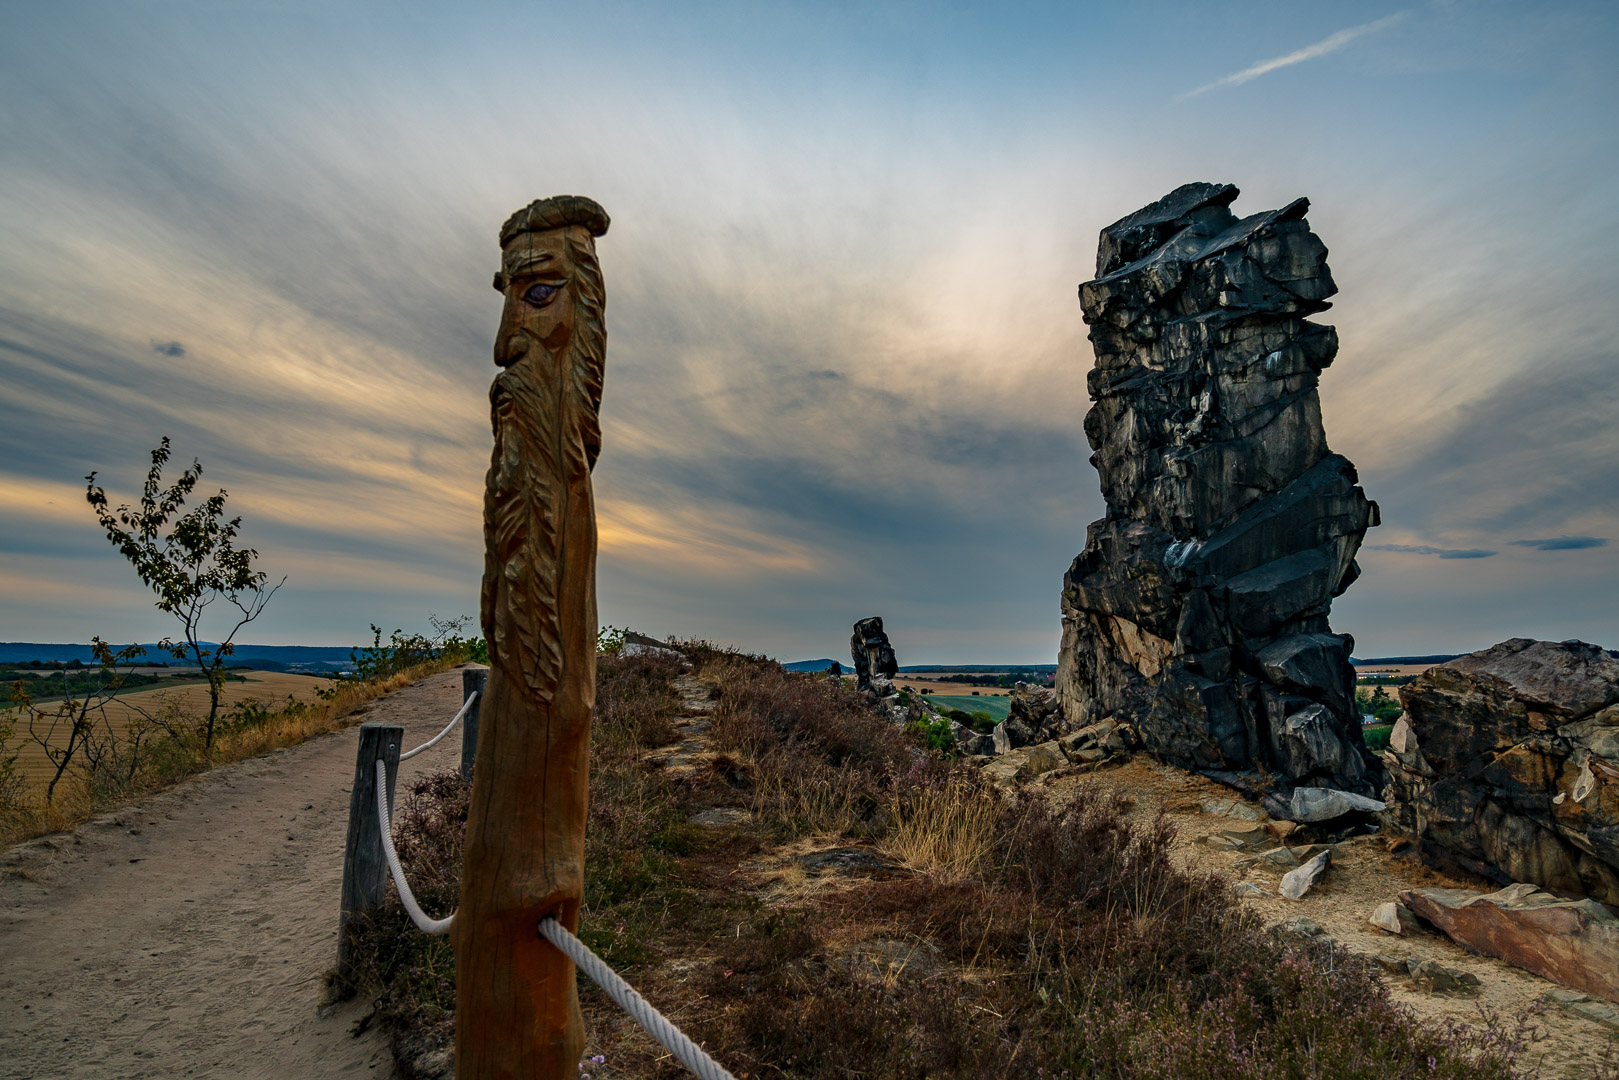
left=1373, top=954, right=1408, bottom=974
left=1201, top=796, right=1266, bottom=821
left=1287, top=786, right=1386, bottom=822
left=981, top=755, right=1028, bottom=786
left=688, top=807, right=750, bottom=827
left=1204, top=834, right=1242, bottom=851
left=1407, top=959, right=1481, bottom=995
left=1217, top=825, right=1272, bottom=851
left=1232, top=881, right=1269, bottom=898
left=1368, top=901, right=1424, bottom=935
left=1026, top=742, right=1066, bottom=776
left=1565, top=998, right=1619, bottom=1030
left=991, top=721, right=1012, bottom=756
left=1280, top=917, right=1326, bottom=938
left=1279, top=850, right=1332, bottom=900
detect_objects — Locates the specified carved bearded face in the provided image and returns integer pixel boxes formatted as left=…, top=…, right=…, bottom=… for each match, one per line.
left=493, top=225, right=592, bottom=369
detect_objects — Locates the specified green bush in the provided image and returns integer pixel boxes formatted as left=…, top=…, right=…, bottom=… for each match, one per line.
left=318, top=616, right=486, bottom=700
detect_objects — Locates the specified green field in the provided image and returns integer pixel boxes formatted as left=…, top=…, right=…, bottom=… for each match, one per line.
left=925, top=694, right=1012, bottom=722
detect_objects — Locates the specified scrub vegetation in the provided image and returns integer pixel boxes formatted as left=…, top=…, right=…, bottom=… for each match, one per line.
left=0, top=628, right=484, bottom=848
left=351, top=646, right=1563, bottom=1080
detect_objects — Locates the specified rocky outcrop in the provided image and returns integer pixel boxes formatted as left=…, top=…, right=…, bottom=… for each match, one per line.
left=850, top=617, right=899, bottom=700
left=1382, top=638, right=1619, bottom=903
left=1056, top=182, right=1379, bottom=796
left=1402, top=883, right=1619, bottom=1002
left=1000, top=681, right=1065, bottom=747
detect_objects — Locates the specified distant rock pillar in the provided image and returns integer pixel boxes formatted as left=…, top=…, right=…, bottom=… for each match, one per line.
left=1055, top=182, right=1379, bottom=795
left=850, top=616, right=899, bottom=699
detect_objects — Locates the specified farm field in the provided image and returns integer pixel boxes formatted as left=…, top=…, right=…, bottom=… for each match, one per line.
left=889, top=676, right=1012, bottom=696
left=1352, top=662, right=1443, bottom=678
left=925, top=693, right=1012, bottom=721
left=7, top=670, right=332, bottom=783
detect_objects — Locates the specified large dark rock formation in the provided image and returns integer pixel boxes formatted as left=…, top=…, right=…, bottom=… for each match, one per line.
left=1384, top=639, right=1619, bottom=904
left=1056, top=182, right=1379, bottom=796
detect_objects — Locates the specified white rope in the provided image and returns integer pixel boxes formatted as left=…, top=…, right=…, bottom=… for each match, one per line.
left=539, top=917, right=737, bottom=1080
left=374, top=759, right=455, bottom=935
left=399, top=691, right=477, bottom=761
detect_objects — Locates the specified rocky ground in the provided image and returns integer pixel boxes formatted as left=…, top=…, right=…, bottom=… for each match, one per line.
left=1038, top=758, right=1614, bottom=1079
left=6, top=662, right=1611, bottom=1080
left=601, top=665, right=1616, bottom=1080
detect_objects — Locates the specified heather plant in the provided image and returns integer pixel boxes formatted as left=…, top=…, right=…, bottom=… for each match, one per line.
left=351, top=647, right=1557, bottom=1080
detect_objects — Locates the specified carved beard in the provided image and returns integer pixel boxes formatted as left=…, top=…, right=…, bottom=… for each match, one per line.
left=481, top=231, right=606, bottom=700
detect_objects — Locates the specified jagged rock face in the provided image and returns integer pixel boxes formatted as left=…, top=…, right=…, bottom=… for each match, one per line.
left=1056, top=182, right=1379, bottom=795
left=1383, top=638, right=1619, bottom=905
left=850, top=616, right=898, bottom=694
left=1002, top=681, right=1065, bottom=748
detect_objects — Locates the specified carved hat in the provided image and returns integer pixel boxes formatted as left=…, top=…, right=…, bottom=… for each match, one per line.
left=498, top=195, right=610, bottom=247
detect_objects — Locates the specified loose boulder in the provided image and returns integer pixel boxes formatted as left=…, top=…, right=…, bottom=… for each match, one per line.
left=1382, top=638, right=1619, bottom=903
left=1279, top=849, right=1332, bottom=899
left=1401, top=883, right=1619, bottom=1002
left=1283, top=785, right=1386, bottom=823
left=1006, top=681, right=1065, bottom=743
left=1368, top=900, right=1424, bottom=935
left=1055, top=182, right=1379, bottom=797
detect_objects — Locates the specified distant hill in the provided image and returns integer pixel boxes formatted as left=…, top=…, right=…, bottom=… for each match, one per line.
left=782, top=658, right=839, bottom=672
left=1350, top=654, right=1462, bottom=666
left=782, top=660, right=1062, bottom=673
left=0, top=642, right=357, bottom=671
left=899, top=664, right=1057, bottom=673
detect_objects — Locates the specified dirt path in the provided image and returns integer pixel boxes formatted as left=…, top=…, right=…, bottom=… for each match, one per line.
left=0, top=668, right=473, bottom=1080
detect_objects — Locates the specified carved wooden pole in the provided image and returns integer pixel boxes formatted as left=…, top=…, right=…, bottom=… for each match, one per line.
left=453, top=196, right=609, bottom=1080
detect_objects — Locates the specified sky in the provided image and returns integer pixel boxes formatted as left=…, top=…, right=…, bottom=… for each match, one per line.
left=1, top=0, right=1616, bottom=664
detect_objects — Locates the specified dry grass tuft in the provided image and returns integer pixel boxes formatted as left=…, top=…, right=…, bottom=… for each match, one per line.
left=883, top=773, right=1001, bottom=879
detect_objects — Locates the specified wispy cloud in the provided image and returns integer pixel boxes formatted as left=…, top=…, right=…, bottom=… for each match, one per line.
left=1510, top=536, right=1609, bottom=551
left=150, top=340, right=185, bottom=358
left=1364, top=544, right=1497, bottom=559
left=1177, top=12, right=1410, bottom=100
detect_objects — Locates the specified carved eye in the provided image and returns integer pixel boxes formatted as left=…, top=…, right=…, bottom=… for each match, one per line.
left=524, top=282, right=561, bottom=307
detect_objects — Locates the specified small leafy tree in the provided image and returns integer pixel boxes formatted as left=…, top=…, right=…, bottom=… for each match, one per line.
left=9, top=637, right=149, bottom=803
left=86, top=438, right=284, bottom=750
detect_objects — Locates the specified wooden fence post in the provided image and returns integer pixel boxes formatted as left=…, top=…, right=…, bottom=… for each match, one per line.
left=337, top=722, right=403, bottom=990
left=461, top=666, right=488, bottom=782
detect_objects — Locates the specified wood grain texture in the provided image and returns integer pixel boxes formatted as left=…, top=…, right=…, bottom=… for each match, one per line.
left=454, top=197, right=608, bottom=1080
left=337, top=722, right=402, bottom=989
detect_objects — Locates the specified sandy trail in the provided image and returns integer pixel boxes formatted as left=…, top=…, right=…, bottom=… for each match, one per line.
left=0, top=669, right=471, bottom=1080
